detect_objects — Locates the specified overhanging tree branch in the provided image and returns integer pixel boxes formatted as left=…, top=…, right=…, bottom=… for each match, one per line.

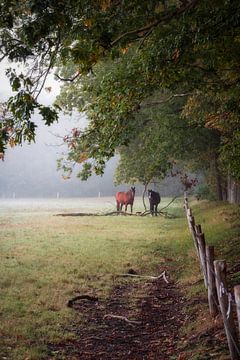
left=141, top=93, right=192, bottom=108
left=111, top=0, right=200, bottom=47
left=34, top=34, right=61, bottom=100
left=55, top=71, right=81, bottom=82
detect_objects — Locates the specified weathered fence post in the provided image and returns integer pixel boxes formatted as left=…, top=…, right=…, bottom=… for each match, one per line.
left=195, top=224, right=202, bottom=234
left=186, top=209, right=199, bottom=257
left=234, top=285, right=240, bottom=336
left=195, top=229, right=208, bottom=288
left=206, top=246, right=218, bottom=317
left=184, top=192, right=188, bottom=212
left=186, top=208, right=193, bottom=228
left=214, top=260, right=240, bottom=360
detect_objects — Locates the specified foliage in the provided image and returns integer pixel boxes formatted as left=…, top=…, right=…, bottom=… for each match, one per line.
left=0, top=69, right=59, bottom=155
left=113, top=93, right=219, bottom=191
left=0, top=0, right=240, bottom=186
left=182, top=91, right=240, bottom=180
left=55, top=0, right=240, bottom=183
left=194, top=183, right=217, bottom=201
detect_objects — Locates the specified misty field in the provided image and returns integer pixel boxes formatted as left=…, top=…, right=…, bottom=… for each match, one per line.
left=0, top=197, right=239, bottom=359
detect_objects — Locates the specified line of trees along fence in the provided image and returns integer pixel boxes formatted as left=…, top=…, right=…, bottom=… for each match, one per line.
left=184, top=193, right=240, bottom=360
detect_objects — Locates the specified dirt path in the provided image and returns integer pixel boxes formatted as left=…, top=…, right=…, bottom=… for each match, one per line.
left=49, top=276, right=186, bottom=359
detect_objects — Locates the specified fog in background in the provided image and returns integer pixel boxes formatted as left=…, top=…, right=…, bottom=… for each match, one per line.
left=0, top=63, right=125, bottom=198
left=0, top=113, right=122, bottom=198
left=0, top=62, right=184, bottom=199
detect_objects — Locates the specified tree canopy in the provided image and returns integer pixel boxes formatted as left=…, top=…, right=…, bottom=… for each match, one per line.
left=0, top=0, right=240, bottom=199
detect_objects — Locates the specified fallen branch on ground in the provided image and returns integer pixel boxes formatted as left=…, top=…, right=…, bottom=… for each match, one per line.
left=117, top=271, right=169, bottom=284
left=103, top=314, right=141, bottom=325
left=56, top=211, right=135, bottom=217
left=140, top=210, right=176, bottom=218
left=56, top=207, right=178, bottom=217
left=104, top=211, right=135, bottom=216
left=57, top=212, right=97, bottom=217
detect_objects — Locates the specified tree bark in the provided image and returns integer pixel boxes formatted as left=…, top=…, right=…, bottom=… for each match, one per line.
left=212, top=153, right=223, bottom=201
left=142, top=183, right=148, bottom=211
left=227, top=174, right=240, bottom=204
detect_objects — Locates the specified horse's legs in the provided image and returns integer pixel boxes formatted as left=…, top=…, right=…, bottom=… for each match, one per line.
left=150, top=202, right=154, bottom=216
left=130, top=204, right=133, bottom=213
left=125, top=204, right=128, bottom=212
left=116, top=201, right=120, bottom=212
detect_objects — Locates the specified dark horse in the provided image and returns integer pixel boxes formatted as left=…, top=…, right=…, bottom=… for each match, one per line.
left=148, top=189, right=161, bottom=216
left=116, top=187, right=135, bottom=213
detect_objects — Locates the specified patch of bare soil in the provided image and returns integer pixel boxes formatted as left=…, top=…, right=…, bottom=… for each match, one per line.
left=48, top=276, right=187, bottom=359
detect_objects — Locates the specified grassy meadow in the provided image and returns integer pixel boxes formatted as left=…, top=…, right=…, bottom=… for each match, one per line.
left=0, top=196, right=239, bottom=359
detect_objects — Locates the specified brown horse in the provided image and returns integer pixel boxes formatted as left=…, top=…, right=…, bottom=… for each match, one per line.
left=116, top=187, right=135, bottom=213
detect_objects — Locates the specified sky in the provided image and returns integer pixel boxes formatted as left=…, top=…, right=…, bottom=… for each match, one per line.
left=0, top=61, right=121, bottom=198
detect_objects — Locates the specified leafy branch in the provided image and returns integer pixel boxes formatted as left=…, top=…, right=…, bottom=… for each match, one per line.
left=111, top=0, right=200, bottom=47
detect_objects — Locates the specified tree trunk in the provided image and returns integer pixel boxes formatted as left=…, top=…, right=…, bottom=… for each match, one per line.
left=221, top=178, right=228, bottom=201
left=212, top=153, right=223, bottom=201
left=142, top=183, right=148, bottom=211
left=227, top=174, right=240, bottom=204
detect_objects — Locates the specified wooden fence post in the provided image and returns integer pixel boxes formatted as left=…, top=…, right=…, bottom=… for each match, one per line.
left=195, top=230, right=208, bottom=288
left=186, top=208, right=193, bottom=228
left=214, top=260, right=240, bottom=360
left=195, top=224, right=202, bottom=234
left=234, top=285, right=240, bottom=336
left=187, top=213, right=200, bottom=257
left=206, top=246, right=218, bottom=317
left=184, top=192, right=188, bottom=212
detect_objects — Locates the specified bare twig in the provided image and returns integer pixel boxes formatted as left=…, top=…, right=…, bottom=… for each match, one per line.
left=158, top=196, right=178, bottom=212
left=55, top=71, right=81, bottom=82
left=103, top=314, right=141, bottom=325
left=162, top=271, right=169, bottom=284
left=117, top=271, right=169, bottom=283
left=34, top=56, right=55, bottom=100
left=34, top=32, right=61, bottom=100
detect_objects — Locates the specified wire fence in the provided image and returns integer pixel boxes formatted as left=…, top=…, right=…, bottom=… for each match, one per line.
left=184, top=192, right=240, bottom=360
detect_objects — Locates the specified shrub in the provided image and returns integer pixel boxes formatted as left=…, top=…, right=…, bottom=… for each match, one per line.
left=194, top=183, right=217, bottom=201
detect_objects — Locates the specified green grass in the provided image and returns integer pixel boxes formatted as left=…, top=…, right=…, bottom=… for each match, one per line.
left=0, top=196, right=239, bottom=359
